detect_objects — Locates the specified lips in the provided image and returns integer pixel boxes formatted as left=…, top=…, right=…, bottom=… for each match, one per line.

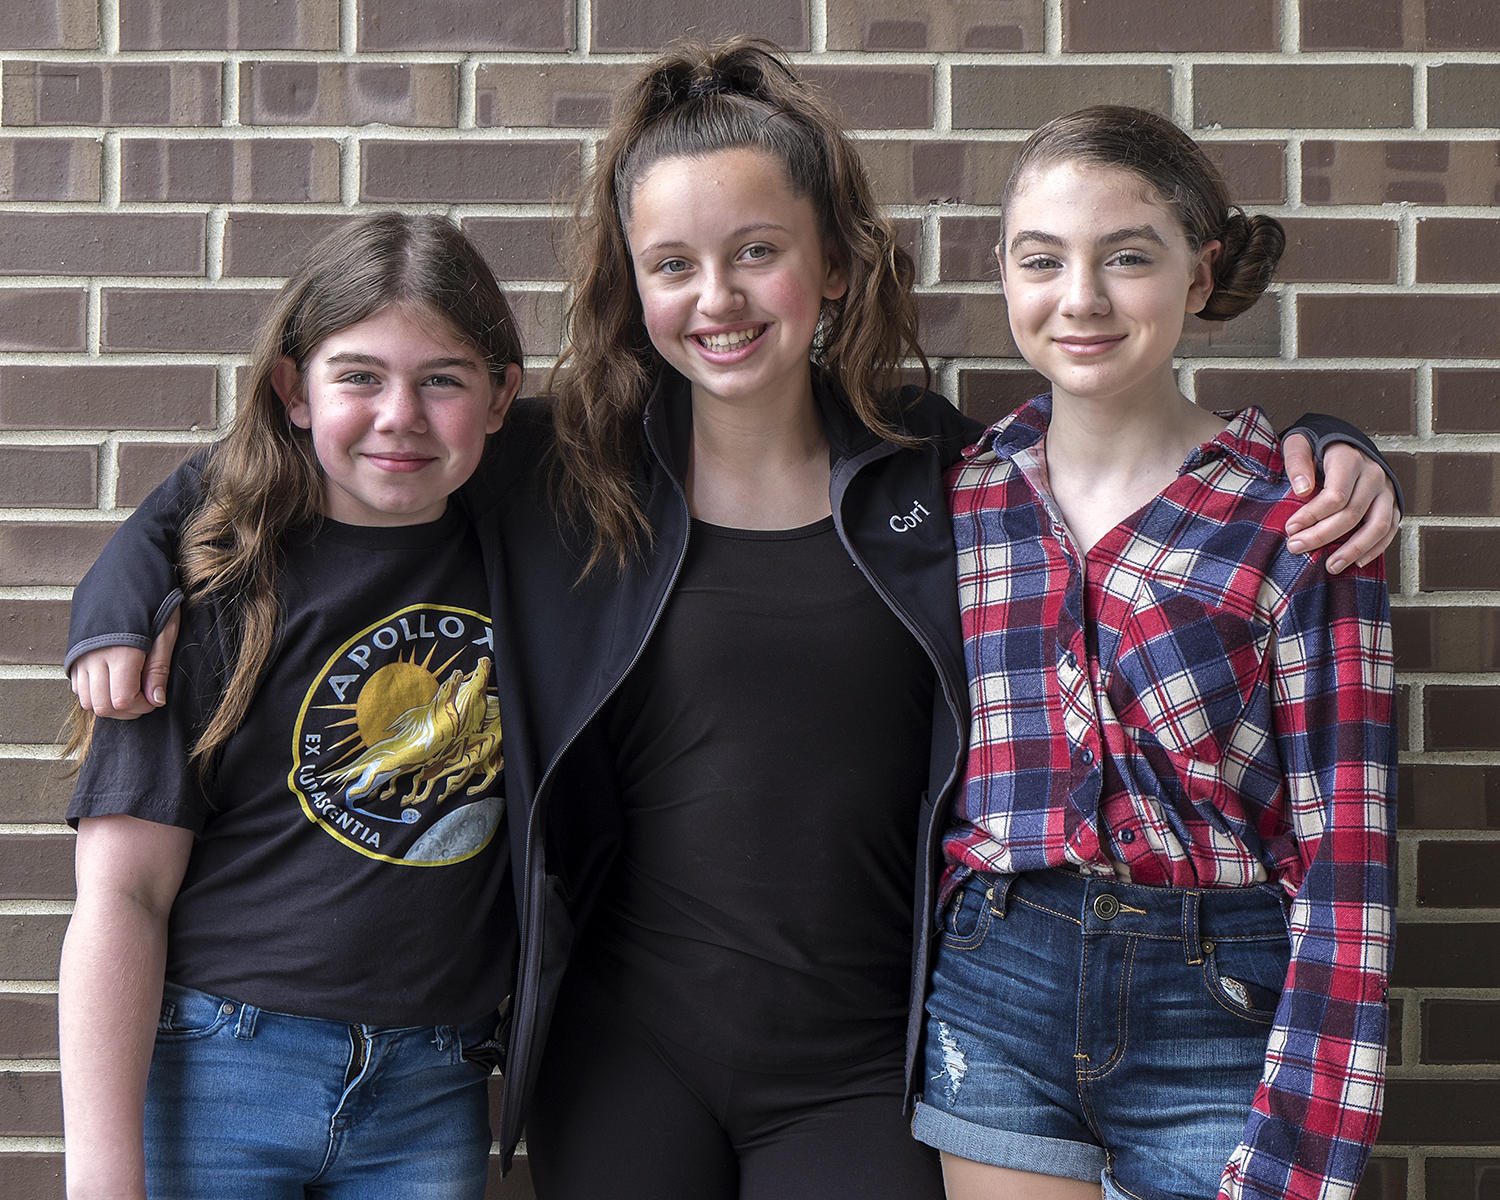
left=364, top=451, right=436, bottom=473
left=1054, top=334, right=1125, bottom=357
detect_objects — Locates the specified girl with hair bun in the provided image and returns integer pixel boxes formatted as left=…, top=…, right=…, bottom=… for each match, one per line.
left=913, top=106, right=1396, bottom=1200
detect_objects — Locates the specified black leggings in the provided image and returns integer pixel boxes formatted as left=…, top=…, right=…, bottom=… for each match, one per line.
left=525, top=971, right=942, bottom=1200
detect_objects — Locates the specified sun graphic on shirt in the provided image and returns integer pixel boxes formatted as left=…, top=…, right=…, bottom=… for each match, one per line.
left=317, top=646, right=461, bottom=756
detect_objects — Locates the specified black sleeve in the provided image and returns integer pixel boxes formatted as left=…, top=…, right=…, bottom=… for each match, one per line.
left=1282, top=412, right=1404, bottom=514
left=64, top=453, right=208, bottom=673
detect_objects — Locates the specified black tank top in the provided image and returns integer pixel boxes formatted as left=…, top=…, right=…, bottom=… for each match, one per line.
left=596, top=516, right=935, bottom=1069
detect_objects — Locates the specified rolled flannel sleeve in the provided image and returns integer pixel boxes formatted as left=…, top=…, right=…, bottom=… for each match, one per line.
left=1220, top=557, right=1397, bottom=1200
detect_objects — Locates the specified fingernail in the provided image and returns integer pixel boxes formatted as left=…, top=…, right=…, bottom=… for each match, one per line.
left=1287, top=538, right=1307, bottom=554
left=1291, top=474, right=1312, bottom=495
left=152, top=687, right=166, bottom=706
left=1327, top=557, right=1345, bottom=574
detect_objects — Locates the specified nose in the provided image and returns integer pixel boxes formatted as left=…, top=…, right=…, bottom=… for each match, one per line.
left=696, top=264, right=744, bottom=317
left=373, top=380, right=427, bottom=433
left=1059, top=265, right=1109, bottom=318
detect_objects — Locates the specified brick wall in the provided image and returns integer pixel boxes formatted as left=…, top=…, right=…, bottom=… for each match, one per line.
left=2, top=2, right=1496, bottom=1197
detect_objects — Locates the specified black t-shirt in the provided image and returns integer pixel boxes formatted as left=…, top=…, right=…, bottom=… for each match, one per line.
left=596, top=516, right=935, bottom=1069
left=69, top=507, right=514, bottom=1027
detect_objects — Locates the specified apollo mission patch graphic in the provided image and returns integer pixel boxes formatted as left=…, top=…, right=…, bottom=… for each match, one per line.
left=288, top=604, right=503, bottom=865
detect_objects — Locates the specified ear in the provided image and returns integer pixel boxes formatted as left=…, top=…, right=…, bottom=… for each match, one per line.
left=821, top=243, right=849, bottom=303
left=272, top=356, right=311, bottom=429
left=485, top=362, right=523, bottom=434
left=993, top=239, right=1007, bottom=294
left=1187, top=239, right=1221, bottom=315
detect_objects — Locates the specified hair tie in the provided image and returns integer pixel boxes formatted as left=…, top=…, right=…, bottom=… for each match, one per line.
left=686, top=72, right=730, bottom=100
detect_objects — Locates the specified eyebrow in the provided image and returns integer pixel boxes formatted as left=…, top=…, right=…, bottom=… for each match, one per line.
left=321, top=351, right=480, bottom=371
left=1007, top=224, right=1169, bottom=254
left=634, top=222, right=792, bottom=259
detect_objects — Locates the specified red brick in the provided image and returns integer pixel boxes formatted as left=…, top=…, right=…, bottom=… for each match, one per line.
left=956, top=369, right=1047, bottom=426
left=1, top=61, right=221, bottom=127
left=122, top=137, right=339, bottom=203
left=1191, top=370, right=1417, bottom=437
left=0, top=914, right=67, bottom=979
left=801, top=66, right=933, bottom=131
left=223, top=212, right=365, bottom=279
left=0, top=757, right=73, bottom=819
left=1277, top=218, right=1398, bottom=284
left=0, top=213, right=204, bottom=277
left=1383, top=1080, right=1500, bottom=1146
left=116, top=442, right=203, bottom=507
left=1399, top=764, right=1500, bottom=831
left=0, top=1, right=97, bottom=49
left=0, top=835, right=73, bottom=900
left=0, top=289, right=84, bottom=352
left=0, top=447, right=96, bottom=508
left=241, top=63, right=457, bottom=128
left=828, top=0, right=1042, bottom=51
left=0, top=679, right=74, bottom=744
left=1299, top=295, right=1500, bottom=359
left=359, top=140, right=579, bottom=203
left=0, top=137, right=100, bottom=201
left=1302, top=140, right=1500, bottom=206
left=1419, top=528, right=1500, bottom=592
left=1417, top=218, right=1500, bottom=283
left=0, top=365, right=217, bottom=431
left=860, top=138, right=1021, bottom=206
left=0, top=995, right=59, bottom=1058
left=0, top=522, right=117, bottom=587
left=101, top=288, right=271, bottom=354
left=589, top=0, right=808, bottom=52
left=917, top=292, right=1014, bottom=359
left=1428, top=64, right=1500, bottom=129
left=952, top=66, right=1171, bottom=131
left=120, top=0, right=338, bottom=49
left=1422, top=999, right=1500, bottom=1064
left=461, top=217, right=567, bottom=283
left=1392, top=606, right=1500, bottom=672
left=358, top=0, right=574, bottom=51
left=1424, top=687, right=1500, bottom=753
left=1199, top=142, right=1287, bottom=206
left=475, top=62, right=638, bottom=129
left=1193, top=65, right=1412, bottom=130
left=1300, top=0, right=1404, bottom=49
left=938, top=216, right=1001, bottom=283
left=1426, top=1159, right=1500, bottom=1197
left=1065, top=0, right=1276, bottom=52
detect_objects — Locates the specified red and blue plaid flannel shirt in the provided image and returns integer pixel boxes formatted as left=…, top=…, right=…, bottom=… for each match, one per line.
left=945, top=397, right=1396, bottom=1200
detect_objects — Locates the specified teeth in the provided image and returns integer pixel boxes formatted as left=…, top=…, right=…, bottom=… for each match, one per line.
left=697, top=328, right=760, bottom=352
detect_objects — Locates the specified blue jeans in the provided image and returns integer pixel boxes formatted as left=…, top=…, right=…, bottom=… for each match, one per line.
left=143, top=982, right=498, bottom=1199
left=913, top=870, right=1290, bottom=1200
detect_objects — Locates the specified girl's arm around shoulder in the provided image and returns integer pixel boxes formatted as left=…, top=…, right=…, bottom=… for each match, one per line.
left=59, top=815, right=194, bottom=1200
left=1280, top=414, right=1402, bottom=572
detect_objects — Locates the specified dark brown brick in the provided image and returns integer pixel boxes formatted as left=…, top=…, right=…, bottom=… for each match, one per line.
left=1420, top=528, right=1500, bottom=592
left=120, top=0, right=338, bottom=49
left=1392, top=607, right=1500, bottom=672
left=938, top=216, right=1002, bottom=283
left=1422, top=999, right=1500, bottom=1064
left=1433, top=369, right=1500, bottom=434
left=1385, top=998, right=1403, bottom=1068
left=1424, top=687, right=1500, bottom=753
left=0, top=522, right=117, bottom=587
left=509, top=289, right=565, bottom=360
left=1191, top=370, right=1417, bottom=437
left=0, top=601, right=69, bottom=669
left=861, top=138, right=1020, bottom=206
left=0, top=213, right=204, bottom=277
left=0, top=1070, right=62, bottom=1136
left=1303, top=140, right=1500, bottom=206
left=241, top=63, right=457, bottom=127
left=475, top=62, right=638, bottom=129
left=828, top=0, right=1043, bottom=51
left=1, top=61, right=221, bottom=127
left=1382, top=1080, right=1500, bottom=1145
left=1392, top=922, right=1500, bottom=988
left=1065, top=0, right=1276, bottom=52
left=0, top=835, right=73, bottom=900
left=360, top=140, right=579, bottom=203
left=1178, top=299, right=1282, bottom=358
left=1426, top=1159, right=1500, bottom=1198
left=1428, top=64, right=1500, bottom=129
left=1299, top=295, right=1500, bottom=359
left=952, top=66, right=1171, bottom=131
left=116, top=442, right=203, bottom=507
left=101, top=288, right=271, bottom=354
left=0, top=289, right=84, bottom=353
left=0, top=137, right=100, bottom=201
left=461, top=217, right=567, bottom=282
left=917, top=292, right=1014, bottom=359
left=0, top=1154, right=63, bottom=1198
left=1417, top=218, right=1500, bottom=283
left=1199, top=141, right=1287, bottom=206
left=1277, top=218, right=1398, bottom=284
left=1399, top=764, right=1500, bottom=831
left=801, top=66, right=933, bottom=131
left=1427, top=0, right=1500, bottom=48
left=222, top=212, right=363, bottom=279
left=1196, top=66, right=1412, bottom=130
left=0, top=447, right=95, bottom=508
left=0, top=679, right=73, bottom=744
left=122, top=137, right=339, bottom=203
left=0, top=914, right=67, bottom=980
left=1386, top=453, right=1500, bottom=518
left=0, top=365, right=217, bottom=431
left=956, top=368, right=1048, bottom=426
left=1300, top=0, right=1403, bottom=49
left=0, top=1, right=97, bottom=49
left=590, top=0, right=808, bottom=52
left=358, top=0, right=574, bottom=51
left=1354, top=1159, right=1405, bottom=1200
left=0, top=995, right=59, bottom=1058
left=0, top=757, right=72, bottom=820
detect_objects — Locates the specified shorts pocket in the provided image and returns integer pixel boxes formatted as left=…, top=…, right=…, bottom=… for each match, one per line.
left=940, top=876, right=997, bottom=951
left=1200, top=932, right=1290, bottom=1025
left=155, top=983, right=239, bottom=1041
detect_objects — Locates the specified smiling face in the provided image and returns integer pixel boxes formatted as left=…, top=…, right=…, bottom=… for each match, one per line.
left=278, top=303, right=519, bottom=527
left=998, top=161, right=1219, bottom=413
left=624, top=147, right=847, bottom=414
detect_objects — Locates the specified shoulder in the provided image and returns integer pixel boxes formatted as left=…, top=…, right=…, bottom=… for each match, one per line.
left=893, top=386, right=986, bottom=458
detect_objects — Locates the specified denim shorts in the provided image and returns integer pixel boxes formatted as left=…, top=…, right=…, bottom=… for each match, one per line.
left=143, top=982, right=502, bottom=1200
left=912, top=870, right=1290, bottom=1200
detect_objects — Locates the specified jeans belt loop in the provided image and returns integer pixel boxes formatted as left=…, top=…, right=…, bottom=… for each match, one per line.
left=990, top=872, right=1018, bottom=918
left=1183, top=889, right=1203, bottom=966
left=233, top=1001, right=260, bottom=1040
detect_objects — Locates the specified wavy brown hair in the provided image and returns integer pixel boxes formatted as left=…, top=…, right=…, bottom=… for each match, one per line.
left=65, top=213, right=523, bottom=768
left=549, top=36, right=927, bottom=574
left=1001, top=105, right=1285, bottom=321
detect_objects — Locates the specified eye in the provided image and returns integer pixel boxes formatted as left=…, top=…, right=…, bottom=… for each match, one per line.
left=422, top=373, right=465, bottom=389
left=1108, top=250, right=1152, bottom=268
left=1017, top=254, right=1062, bottom=272
left=740, top=243, right=772, bottom=262
left=338, top=370, right=380, bottom=386
left=658, top=257, right=690, bottom=275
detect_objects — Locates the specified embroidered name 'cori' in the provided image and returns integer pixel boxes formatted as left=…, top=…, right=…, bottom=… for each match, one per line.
left=889, top=500, right=931, bottom=532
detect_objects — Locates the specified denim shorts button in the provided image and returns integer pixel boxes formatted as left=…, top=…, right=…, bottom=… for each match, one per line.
left=220, top=1003, right=235, bottom=1015
left=1092, top=893, right=1120, bottom=920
